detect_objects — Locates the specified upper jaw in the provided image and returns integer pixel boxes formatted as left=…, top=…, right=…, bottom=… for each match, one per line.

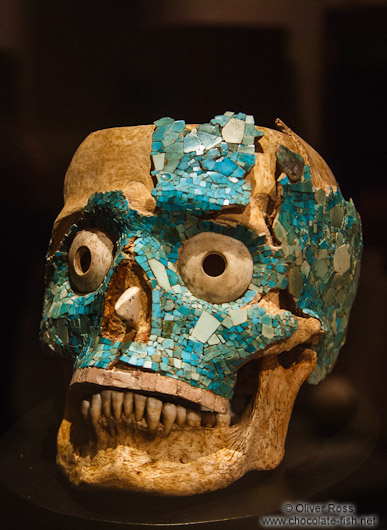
left=70, top=366, right=229, bottom=414
left=69, top=310, right=322, bottom=424
left=67, top=312, right=321, bottom=442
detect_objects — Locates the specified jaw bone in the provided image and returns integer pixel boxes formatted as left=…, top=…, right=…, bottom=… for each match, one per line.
left=57, top=345, right=316, bottom=495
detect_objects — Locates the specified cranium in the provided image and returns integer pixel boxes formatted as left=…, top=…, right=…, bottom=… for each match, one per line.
left=40, top=112, right=362, bottom=495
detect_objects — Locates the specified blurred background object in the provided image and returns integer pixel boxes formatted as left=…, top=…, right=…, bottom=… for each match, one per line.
left=0, top=0, right=386, bottom=525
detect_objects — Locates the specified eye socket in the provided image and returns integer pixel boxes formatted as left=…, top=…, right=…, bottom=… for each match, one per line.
left=178, top=232, right=253, bottom=303
left=68, top=229, right=114, bottom=293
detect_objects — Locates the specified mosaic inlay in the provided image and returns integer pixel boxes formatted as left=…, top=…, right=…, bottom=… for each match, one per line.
left=40, top=112, right=362, bottom=400
left=273, top=164, right=362, bottom=383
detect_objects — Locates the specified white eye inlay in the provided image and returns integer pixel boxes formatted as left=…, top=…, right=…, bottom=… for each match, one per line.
left=68, top=229, right=114, bottom=293
left=177, top=232, right=253, bottom=303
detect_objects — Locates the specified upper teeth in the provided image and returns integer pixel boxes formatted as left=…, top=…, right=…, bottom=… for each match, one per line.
left=81, top=390, right=231, bottom=436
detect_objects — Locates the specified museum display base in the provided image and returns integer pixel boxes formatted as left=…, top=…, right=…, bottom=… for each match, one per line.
left=0, top=381, right=380, bottom=529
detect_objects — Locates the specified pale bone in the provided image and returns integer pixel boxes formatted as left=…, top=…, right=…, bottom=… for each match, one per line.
left=146, top=397, right=163, bottom=435
left=114, top=286, right=142, bottom=325
left=216, top=412, right=231, bottom=426
left=134, top=394, right=147, bottom=422
left=162, top=403, right=177, bottom=436
left=186, top=410, right=201, bottom=428
left=175, top=405, right=187, bottom=427
left=51, top=122, right=346, bottom=495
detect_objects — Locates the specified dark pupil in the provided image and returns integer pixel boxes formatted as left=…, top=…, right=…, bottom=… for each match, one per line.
left=76, top=246, right=92, bottom=273
left=202, top=253, right=226, bottom=277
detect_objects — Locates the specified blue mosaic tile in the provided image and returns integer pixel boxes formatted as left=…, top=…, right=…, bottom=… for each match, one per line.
left=40, top=112, right=362, bottom=401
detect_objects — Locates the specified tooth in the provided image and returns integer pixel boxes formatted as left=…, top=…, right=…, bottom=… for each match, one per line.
left=201, top=411, right=216, bottom=427
left=216, top=412, right=231, bottom=426
left=112, top=391, right=124, bottom=420
left=101, top=390, right=112, bottom=417
left=134, top=393, right=147, bottom=421
left=90, top=393, right=102, bottom=427
left=146, top=397, right=162, bottom=435
left=81, top=399, right=90, bottom=419
left=175, top=405, right=186, bottom=427
left=114, top=286, right=141, bottom=325
left=186, top=409, right=201, bottom=428
left=123, top=391, right=134, bottom=417
left=162, top=403, right=177, bottom=436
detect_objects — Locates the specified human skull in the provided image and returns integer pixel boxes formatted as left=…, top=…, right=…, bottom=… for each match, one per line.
left=40, top=112, right=362, bottom=495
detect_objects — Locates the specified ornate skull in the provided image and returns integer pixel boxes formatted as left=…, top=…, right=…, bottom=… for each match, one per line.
left=40, top=112, right=362, bottom=495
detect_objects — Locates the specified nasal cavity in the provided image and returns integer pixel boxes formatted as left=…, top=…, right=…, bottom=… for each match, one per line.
left=114, top=286, right=141, bottom=326
left=202, top=253, right=226, bottom=277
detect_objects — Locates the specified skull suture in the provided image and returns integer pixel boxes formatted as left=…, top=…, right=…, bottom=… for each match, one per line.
left=40, top=113, right=362, bottom=495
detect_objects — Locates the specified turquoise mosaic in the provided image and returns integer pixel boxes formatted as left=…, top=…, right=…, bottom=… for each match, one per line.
left=40, top=111, right=362, bottom=400
left=273, top=160, right=362, bottom=383
left=151, top=111, right=262, bottom=213
left=41, top=190, right=297, bottom=399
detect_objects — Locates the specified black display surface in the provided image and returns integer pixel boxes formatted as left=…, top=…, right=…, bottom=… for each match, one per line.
left=0, top=382, right=380, bottom=529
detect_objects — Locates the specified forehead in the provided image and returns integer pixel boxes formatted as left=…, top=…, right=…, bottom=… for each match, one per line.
left=54, top=115, right=337, bottom=233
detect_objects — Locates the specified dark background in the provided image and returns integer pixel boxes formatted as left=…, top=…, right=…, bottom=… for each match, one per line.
left=0, top=1, right=386, bottom=528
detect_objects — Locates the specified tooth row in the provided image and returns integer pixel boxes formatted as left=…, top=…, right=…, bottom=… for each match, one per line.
left=81, top=390, right=231, bottom=436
